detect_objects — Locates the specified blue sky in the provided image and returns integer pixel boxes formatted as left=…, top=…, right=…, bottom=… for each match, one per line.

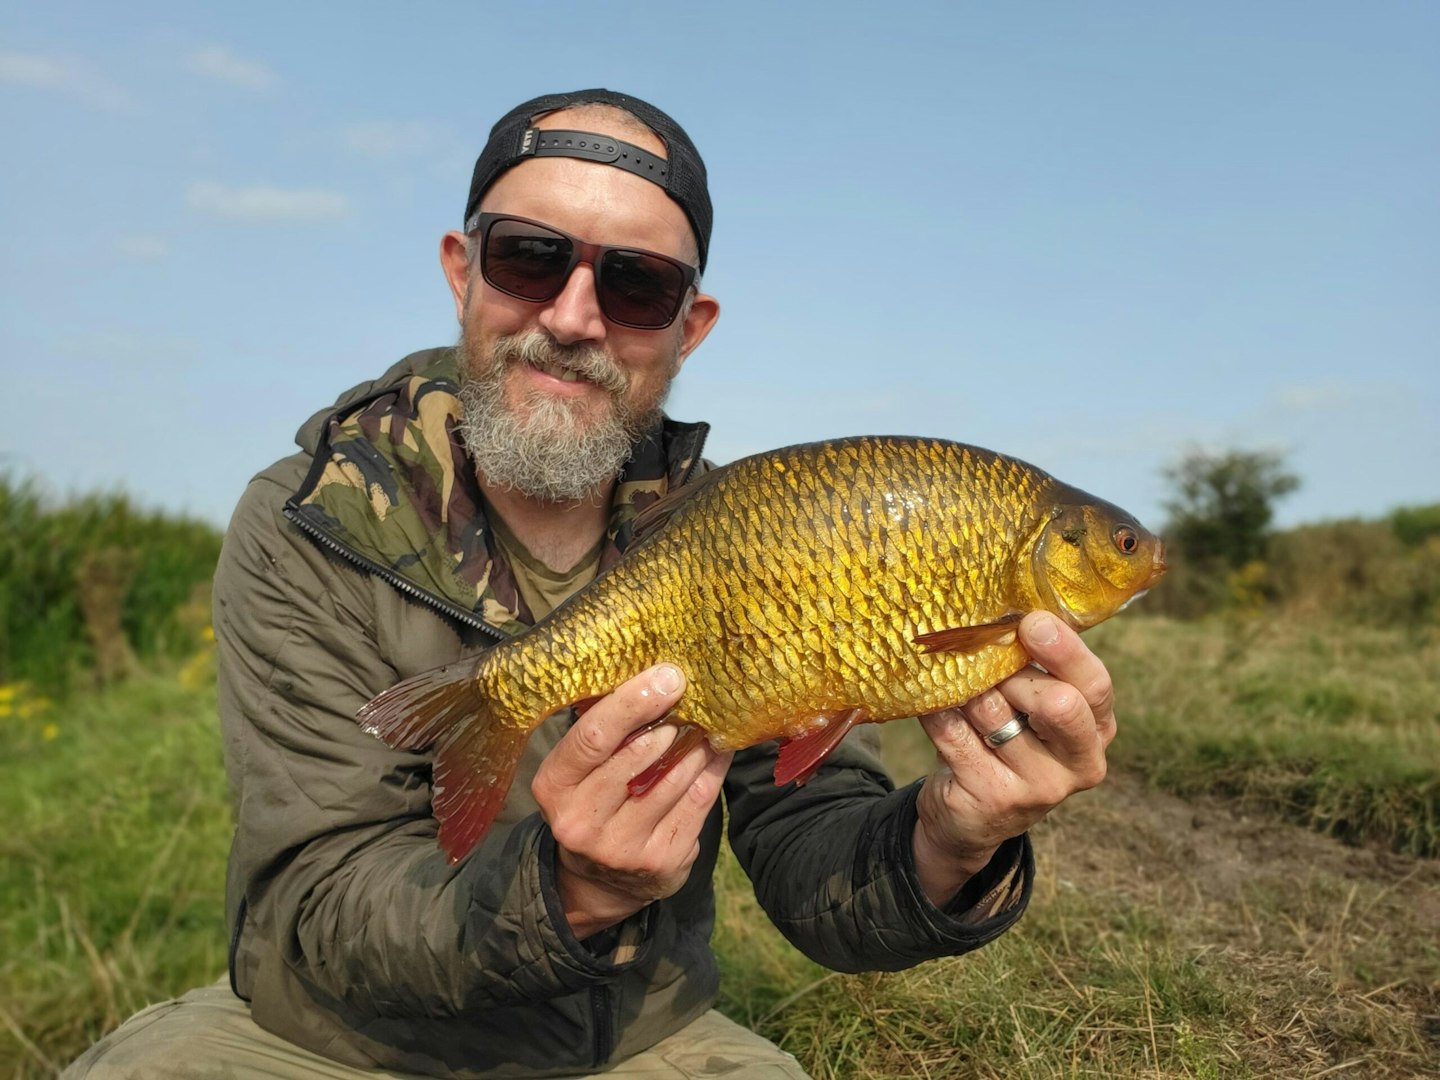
left=2, top=1, right=1435, bottom=532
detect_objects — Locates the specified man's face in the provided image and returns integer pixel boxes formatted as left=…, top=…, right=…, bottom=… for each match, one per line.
left=443, top=114, right=718, bottom=503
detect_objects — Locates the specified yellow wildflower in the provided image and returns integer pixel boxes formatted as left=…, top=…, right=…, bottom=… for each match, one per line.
left=42, top=723, right=60, bottom=741
left=202, top=625, right=216, bottom=644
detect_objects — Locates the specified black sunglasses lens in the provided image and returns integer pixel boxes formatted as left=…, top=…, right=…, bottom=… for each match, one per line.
left=483, top=221, right=573, bottom=301
left=598, top=251, right=687, bottom=328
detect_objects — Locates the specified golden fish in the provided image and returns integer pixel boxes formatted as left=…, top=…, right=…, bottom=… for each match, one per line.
left=358, top=436, right=1166, bottom=862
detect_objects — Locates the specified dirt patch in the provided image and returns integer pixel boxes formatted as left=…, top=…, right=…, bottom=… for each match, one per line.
left=1051, top=769, right=1440, bottom=913
left=1033, top=768, right=1440, bottom=1075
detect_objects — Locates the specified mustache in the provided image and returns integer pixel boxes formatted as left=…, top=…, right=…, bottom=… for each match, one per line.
left=490, top=331, right=629, bottom=395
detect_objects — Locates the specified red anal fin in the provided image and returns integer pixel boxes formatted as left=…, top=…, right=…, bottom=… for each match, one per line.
left=913, top=612, right=1025, bottom=654
left=774, top=708, right=864, bottom=787
left=627, top=724, right=707, bottom=796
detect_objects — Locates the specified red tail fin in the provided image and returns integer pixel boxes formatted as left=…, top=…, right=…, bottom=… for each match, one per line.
left=357, top=660, right=530, bottom=864
left=431, top=722, right=529, bottom=863
left=357, top=658, right=484, bottom=749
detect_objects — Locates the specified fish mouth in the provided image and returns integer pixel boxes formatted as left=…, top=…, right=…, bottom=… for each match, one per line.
left=1143, top=542, right=1168, bottom=590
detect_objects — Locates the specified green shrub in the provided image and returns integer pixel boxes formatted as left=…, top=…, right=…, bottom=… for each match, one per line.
left=0, top=474, right=222, bottom=694
left=1268, top=518, right=1440, bottom=625
left=1390, top=502, right=1440, bottom=548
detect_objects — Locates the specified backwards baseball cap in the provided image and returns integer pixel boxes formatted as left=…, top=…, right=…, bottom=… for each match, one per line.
left=464, top=89, right=713, bottom=272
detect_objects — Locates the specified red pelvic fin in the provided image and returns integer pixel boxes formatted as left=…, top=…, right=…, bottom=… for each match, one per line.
left=627, top=724, right=708, bottom=796
left=773, top=708, right=863, bottom=787
left=619, top=715, right=670, bottom=750
left=431, top=722, right=531, bottom=864
left=356, top=658, right=485, bottom=750
left=571, top=695, right=603, bottom=718
left=913, top=612, right=1025, bottom=654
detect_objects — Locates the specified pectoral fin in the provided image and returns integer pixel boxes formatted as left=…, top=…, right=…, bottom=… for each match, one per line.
left=913, top=612, right=1025, bottom=654
left=773, top=708, right=864, bottom=787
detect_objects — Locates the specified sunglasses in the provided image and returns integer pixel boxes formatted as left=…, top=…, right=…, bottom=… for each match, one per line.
left=471, top=213, right=698, bottom=330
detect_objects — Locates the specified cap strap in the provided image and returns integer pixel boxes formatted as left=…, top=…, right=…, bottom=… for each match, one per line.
left=517, top=128, right=670, bottom=188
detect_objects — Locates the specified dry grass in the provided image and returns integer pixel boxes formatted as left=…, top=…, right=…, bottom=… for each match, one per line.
left=1092, top=615, right=1440, bottom=856
left=713, top=616, right=1440, bottom=1078
left=3, top=617, right=1437, bottom=1077
left=716, top=753, right=1439, bottom=1078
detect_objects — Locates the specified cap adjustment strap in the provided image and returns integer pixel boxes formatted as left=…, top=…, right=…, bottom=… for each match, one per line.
left=517, top=128, right=670, bottom=187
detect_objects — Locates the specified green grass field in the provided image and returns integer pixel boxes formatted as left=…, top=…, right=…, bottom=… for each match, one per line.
left=2, top=617, right=1437, bottom=1077
left=1095, top=615, right=1439, bottom=858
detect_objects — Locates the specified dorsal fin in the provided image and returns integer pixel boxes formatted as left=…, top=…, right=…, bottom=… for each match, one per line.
left=631, top=465, right=728, bottom=543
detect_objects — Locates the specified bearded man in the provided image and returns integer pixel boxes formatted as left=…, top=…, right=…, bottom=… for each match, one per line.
left=65, top=89, right=1118, bottom=1079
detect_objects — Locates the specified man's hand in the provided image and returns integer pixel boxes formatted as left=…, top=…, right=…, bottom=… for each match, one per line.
left=531, top=664, right=733, bottom=941
left=912, top=611, right=1115, bottom=906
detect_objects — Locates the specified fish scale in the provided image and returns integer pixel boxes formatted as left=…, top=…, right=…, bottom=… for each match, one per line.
left=357, top=435, right=1167, bottom=863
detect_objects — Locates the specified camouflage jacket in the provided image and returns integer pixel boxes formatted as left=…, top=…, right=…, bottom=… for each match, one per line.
left=217, top=347, right=1033, bottom=1078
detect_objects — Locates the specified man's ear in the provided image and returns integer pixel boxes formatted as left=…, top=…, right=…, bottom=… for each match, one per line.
left=439, top=231, right=472, bottom=323
left=673, top=292, right=721, bottom=374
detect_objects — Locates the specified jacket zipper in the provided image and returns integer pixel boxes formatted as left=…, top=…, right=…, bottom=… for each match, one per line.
left=282, top=504, right=507, bottom=640
left=281, top=423, right=709, bottom=641
left=590, top=984, right=615, bottom=1067
left=288, top=500, right=623, bottom=1066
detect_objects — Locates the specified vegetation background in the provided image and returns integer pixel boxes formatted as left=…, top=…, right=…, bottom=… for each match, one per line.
left=2, top=456, right=1437, bottom=1078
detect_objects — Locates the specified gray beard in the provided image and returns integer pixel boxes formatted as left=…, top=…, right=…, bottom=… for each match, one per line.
left=455, top=329, right=671, bottom=503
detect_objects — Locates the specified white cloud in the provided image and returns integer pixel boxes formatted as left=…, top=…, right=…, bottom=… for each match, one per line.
left=114, top=234, right=170, bottom=260
left=187, top=182, right=352, bottom=222
left=1274, top=379, right=1354, bottom=413
left=0, top=49, right=137, bottom=112
left=341, top=120, right=445, bottom=159
left=184, top=45, right=279, bottom=91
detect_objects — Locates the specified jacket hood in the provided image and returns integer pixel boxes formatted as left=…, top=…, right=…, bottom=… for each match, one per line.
left=285, top=347, right=708, bottom=633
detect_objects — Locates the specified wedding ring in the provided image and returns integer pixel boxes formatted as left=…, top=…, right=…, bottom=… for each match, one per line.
left=983, top=711, right=1030, bottom=748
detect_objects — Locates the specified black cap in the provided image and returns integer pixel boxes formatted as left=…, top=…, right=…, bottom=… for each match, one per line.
left=464, top=89, right=713, bottom=272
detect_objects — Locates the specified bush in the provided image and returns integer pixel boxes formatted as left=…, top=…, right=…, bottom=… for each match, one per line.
left=0, top=474, right=223, bottom=693
left=1269, top=517, right=1440, bottom=625
left=1390, top=503, right=1440, bottom=548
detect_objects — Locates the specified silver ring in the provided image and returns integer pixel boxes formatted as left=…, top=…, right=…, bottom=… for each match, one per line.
left=983, top=711, right=1030, bottom=748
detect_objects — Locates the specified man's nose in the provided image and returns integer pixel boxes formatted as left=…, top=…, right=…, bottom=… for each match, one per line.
left=537, top=262, right=607, bottom=345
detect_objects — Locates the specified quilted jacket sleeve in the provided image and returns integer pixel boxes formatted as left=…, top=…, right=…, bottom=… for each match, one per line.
left=723, top=725, right=1034, bottom=972
left=218, top=468, right=649, bottom=1019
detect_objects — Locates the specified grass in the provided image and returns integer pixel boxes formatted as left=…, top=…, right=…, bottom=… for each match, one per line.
left=3, top=617, right=1437, bottom=1077
left=0, top=666, right=230, bottom=1074
left=1090, top=615, right=1440, bottom=857
left=719, top=707, right=1439, bottom=1078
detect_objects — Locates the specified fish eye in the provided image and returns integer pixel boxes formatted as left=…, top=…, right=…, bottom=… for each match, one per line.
left=1113, top=526, right=1139, bottom=554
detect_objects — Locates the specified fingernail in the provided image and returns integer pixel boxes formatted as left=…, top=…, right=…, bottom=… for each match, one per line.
left=652, top=664, right=682, bottom=695
left=1030, top=613, right=1060, bottom=646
